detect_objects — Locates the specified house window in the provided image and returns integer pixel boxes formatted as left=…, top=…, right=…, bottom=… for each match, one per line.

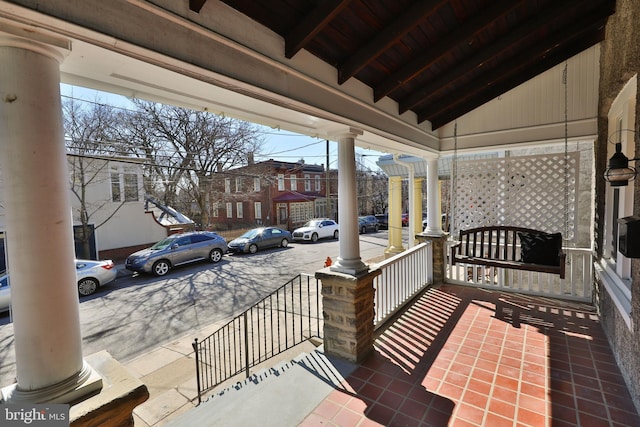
left=599, top=75, right=636, bottom=330
left=110, top=167, right=121, bottom=202
left=315, top=175, right=321, bottom=191
left=255, top=202, right=262, bottom=219
left=225, top=178, right=231, bottom=193
left=254, top=177, right=260, bottom=192
left=290, top=175, right=297, bottom=191
left=236, top=202, right=243, bottom=218
left=226, top=202, right=233, bottom=218
left=304, top=174, right=311, bottom=191
left=110, top=164, right=139, bottom=202
left=123, top=169, right=139, bottom=202
left=277, top=174, right=285, bottom=191
left=212, top=203, right=219, bottom=218
left=290, top=201, right=314, bottom=223
left=315, top=198, right=326, bottom=217
left=236, top=177, right=242, bottom=193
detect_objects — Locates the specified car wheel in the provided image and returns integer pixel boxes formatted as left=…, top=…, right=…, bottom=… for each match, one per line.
left=360, top=226, right=366, bottom=234
left=249, top=244, right=258, bottom=254
left=152, top=260, right=171, bottom=276
left=280, top=238, right=289, bottom=248
left=333, top=230, right=339, bottom=240
left=209, top=248, right=223, bottom=263
left=78, top=277, right=98, bottom=296
left=311, top=233, right=318, bottom=243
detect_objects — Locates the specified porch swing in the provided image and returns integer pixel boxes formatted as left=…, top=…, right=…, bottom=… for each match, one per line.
left=450, top=65, right=570, bottom=280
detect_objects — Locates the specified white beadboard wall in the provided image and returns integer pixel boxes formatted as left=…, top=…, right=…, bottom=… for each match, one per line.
left=439, top=45, right=600, bottom=151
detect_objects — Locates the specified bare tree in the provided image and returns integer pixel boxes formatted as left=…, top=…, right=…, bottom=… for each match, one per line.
left=118, top=100, right=264, bottom=227
left=63, top=97, right=128, bottom=258
left=369, top=170, right=388, bottom=214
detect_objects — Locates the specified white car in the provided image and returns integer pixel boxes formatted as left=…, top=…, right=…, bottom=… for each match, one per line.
left=0, top=274, right=9, bottom=314
left=292, top=218, right=339, bottom=242
left=0, top=259, right=118, bottom=313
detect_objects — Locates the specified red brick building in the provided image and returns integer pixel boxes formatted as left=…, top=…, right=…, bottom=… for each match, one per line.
left=212, top=159, right=329, bottom=231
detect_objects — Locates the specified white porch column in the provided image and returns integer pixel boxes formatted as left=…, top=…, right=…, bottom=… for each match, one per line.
left=385, top=176, right=405, bottom=256
left=425, top=157, right=444, bottom=235
left=330, top=128, right=368, bottom=275
left=412, top=177, right=423, bottom=243
left=395, top=156, right=416, bottom=248
left=0, top=36, right=101, bottom=402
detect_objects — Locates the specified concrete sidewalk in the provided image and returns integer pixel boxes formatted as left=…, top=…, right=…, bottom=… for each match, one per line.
left=123, top=321, right=322, bottom=426
left=109, top=262, right=200, bottom=426
left=117, top=259, right=320, bottom=426
left=112, top=262, right=325, bottom=426
left=124, top=323, right=213, bottom=426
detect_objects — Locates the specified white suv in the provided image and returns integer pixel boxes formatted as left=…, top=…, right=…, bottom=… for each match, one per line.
left=292, top=219, right=339, bottom=242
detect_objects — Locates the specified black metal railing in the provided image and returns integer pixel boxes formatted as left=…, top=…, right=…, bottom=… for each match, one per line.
left=193, top=273, right=322, bottom=403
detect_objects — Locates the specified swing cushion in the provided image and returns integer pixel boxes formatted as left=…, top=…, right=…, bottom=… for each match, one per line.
left=518, top=231, right=562, bottom=266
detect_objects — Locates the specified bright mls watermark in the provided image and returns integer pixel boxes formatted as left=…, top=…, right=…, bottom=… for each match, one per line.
left=1, top=404, right=69, bottom=426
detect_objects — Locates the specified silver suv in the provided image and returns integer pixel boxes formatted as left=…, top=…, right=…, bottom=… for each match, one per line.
left=125, top=231, right=228, bottom=276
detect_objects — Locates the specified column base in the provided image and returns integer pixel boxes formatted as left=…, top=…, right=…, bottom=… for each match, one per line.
left=1, top=351, right=148, bottom=427
left=384, top=245, right=405, bottom=259
left=330, top=257, right=368, bottom=275
left=416, top=232, right=449, bottom=285
left=1, top=361, right=102, bottom=404
left=70, top=351, right=149, bottom=427
left=316, top=267, right=381, bottom=363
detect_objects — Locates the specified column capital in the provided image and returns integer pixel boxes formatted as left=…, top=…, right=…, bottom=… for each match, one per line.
left=0, top=24, right=70, bottom=63
left=327, top=126, right=363, bottom=141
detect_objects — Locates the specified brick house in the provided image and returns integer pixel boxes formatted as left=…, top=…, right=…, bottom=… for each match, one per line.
left=211, top=159, right=329, bottom=231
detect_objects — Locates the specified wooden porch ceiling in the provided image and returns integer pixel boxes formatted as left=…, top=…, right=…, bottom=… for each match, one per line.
left=189, top=0, right=615, bottom=130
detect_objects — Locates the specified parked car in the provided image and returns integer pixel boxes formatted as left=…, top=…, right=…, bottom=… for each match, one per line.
left=292, top=218, right=339, bottom=242
left=76, top=259, right=119, bottom=296
left=358, top=216, right=379, bottom=233
left=0, top=259, right=118, bottom=312
left=374, top=213, right=388, bottom=230
left=0, top=274, right=10, bottom=313
left=125, top=231, right=228, bottom=276
left=228, top=227, right=292, bottom=254
left=422, top=213, right=449, bottom=230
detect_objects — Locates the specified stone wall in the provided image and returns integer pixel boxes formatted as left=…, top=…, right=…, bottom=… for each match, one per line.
left=597, top=0, right=640, bottom=412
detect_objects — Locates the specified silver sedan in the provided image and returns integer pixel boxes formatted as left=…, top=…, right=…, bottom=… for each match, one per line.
left=0, top=259, right=118, bottom=313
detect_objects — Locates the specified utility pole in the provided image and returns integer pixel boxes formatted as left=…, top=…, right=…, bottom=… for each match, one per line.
left=326, top=139, right=331, bottom=219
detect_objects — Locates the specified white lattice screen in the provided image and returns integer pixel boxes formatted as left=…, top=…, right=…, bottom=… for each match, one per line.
left=451, top=152, right=577, bottom=242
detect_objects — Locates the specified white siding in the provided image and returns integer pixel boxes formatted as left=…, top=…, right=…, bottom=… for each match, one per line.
left=439, top=45, right=600, bottom=150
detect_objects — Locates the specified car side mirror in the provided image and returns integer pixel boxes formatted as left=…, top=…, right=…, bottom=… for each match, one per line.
left=171, top=243, right=179, bottom=250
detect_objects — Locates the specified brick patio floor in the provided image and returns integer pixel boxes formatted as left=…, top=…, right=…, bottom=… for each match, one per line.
left=299, top=284, right=640, bottom=426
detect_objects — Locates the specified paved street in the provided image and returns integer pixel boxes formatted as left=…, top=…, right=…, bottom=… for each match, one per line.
left=0, top=230, right=398, bottom=385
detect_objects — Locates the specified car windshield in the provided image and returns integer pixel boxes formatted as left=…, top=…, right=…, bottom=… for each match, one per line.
left=303, top=220, right=322, bottom=227
left=150, top=236, right=178, bottom=250
left=238, top=229, right=261, bottom=239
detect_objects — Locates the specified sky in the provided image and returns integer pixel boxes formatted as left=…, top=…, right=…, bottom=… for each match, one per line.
left=59, top=84, right=386, bottom=171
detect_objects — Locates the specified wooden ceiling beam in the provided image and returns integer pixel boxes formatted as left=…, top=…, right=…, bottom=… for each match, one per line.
left=374, top=0, right=525, bottom=102
left=398, top=0, right=594, bottom=114
left=415, top=4, right=611, bottom=122
left=337, top=0, right=448, bottom=85
left=189, top=0, right=208, bottom=13
left=284, top=0, right=352, bottom=59
left=424, top=30, right=605, bottom=129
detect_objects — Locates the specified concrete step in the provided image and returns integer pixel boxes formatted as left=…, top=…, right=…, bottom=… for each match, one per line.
left=164, top=348, right=357, bottom=427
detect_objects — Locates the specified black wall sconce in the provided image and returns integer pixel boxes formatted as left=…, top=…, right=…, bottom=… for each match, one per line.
left=604, top=130, right=639, bottom=187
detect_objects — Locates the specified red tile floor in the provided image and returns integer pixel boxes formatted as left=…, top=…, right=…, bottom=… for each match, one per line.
left=299, top=284, right=640, bottom=426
